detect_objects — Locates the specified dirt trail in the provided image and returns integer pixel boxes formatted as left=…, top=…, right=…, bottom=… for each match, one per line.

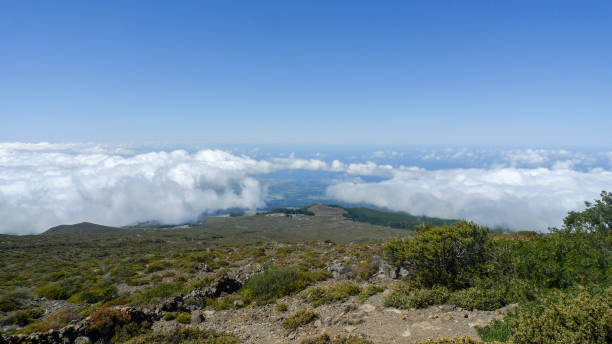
left=193, top=286, right=510, bottom=343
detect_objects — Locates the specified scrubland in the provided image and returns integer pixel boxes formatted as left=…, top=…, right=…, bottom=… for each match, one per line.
left=0, top=194, right=610, bottom=343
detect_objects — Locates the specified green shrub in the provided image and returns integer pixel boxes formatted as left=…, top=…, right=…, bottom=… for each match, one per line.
left=15, top=310, right=82, bottom=335
left=282, top=310, right=318, bottom=330
left=300, top=334, right=375, bottom=344
left=384, top=221, right=490, bottom=289
left=0, top=307, right=44, bottom=326
left=35, top=283, right=73, bottom=300
left=476, top=313, right=517, bottom=342
left=303, top=269, right=333, bottom=282
left=88, top=308, right=132, bottom=338
left=175, top=312, right=191, bottom=324
left=301, top=282, right=361, bottom=307
left=145, top=262, right=165, bottom=273
left=110, top=322, right=149, bottom=343
left=358, top=284, right=385, bottom=303
left=76, top=285, right=118, bottom=304
left=137, top=282, right=187, bottom=303
left=384, top=283, right=449, bottom=309
left=510, top=291, right=612, bottom=344
left=275, top=303, right=288, bottom=312
left=123, top=327, right=241, bottom=344
left=448, top=287, right=507, bottom=311
left=356, top=259, right=379, bottom=282
left=241, top=267, right=312, bottom=304
left=0, top=297, right=21, bottom=312
left=419, top=337, right=481, bottom=344
left=163, top=312, right=177, bottom=321
left=0, top=288, right=31, bottom=312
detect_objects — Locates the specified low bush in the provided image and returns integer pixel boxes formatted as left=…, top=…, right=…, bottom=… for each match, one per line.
left=355, top=259, right=379, bottom=282
left=0, top=288, right=31, bottom=312
left=303, top=269, right=333, bottom=282
left=275, top=303, right=288, bottom=312
left=162, top=312, right=177, bottom=321
left=15, top=310, right=82, bottom=335
left=0, top=297, right=21, bottom=312
left=476, top=313, right=517, bottom=342
left=358, top=284, right=385, bottom=303
left=137, top=282, right=187, bottom=303
left=300, top=333, right=375, bottom=344
left=0, top=307, right=44, bottom=326
left=241, top=267, right=312, bottom=304
left=75, top=285, right=118, bottom=304
left=175, top=312, right=191, bottom=324
left=419, top=337, right=481, bottom=344
left=301, top=282, right=361, bottom=307
left=123, top=327, right=241, bottom=344
left=510, top=291, right=612, bottom=344
left=88, top=308, right=131, bottom=338
left=282, top=310, right=318, bottom=330
left=384, top=283, right=449, bottom=309
left=383, top=221, right=490, bottom=289
left=206, top=294, right=242, bottom=310
left=110, top=322, right=149, bottom=343
left=448, top=287, right=507, bottom=311
left=35, top=283, right=73, bottom=300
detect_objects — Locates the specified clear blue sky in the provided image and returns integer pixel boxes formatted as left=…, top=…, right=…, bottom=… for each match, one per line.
left=1, top=1, right=611, bottom=146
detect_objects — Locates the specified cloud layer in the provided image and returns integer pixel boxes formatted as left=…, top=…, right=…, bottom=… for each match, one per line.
left=1, top=143, right=611, bottom=233
left=327, top=166, right=612, bottom=230
left=0, top=144, right=277, bottom=233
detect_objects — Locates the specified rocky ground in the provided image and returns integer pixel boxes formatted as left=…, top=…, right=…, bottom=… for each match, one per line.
left=192, top=276, right=514, bottom=343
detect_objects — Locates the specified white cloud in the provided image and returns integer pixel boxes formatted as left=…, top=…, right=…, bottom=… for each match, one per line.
left=326, top=166, right=612, bottom=231
left=2, top=143, right=611, bottom=234
left=0, top=144, right=279, bottom=234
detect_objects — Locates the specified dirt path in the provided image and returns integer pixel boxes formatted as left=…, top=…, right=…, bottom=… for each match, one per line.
left=192, top=287, right=509, bottom=343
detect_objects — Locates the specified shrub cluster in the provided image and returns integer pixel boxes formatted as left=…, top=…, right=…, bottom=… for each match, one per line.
left=384, top=283, right=449, bottom=309
left=358, top=284, right=385, bottom=303
left=88, top=308, right=132, bottom=338
left=300, top=333, right=374, bottom=344
left=301, top=281, right=361, bottom=307
left=241, top=267, right=313, bottom=304
left=419, top=337, right=481, bottom=344
left=510, top=291, right=612, bottom=344
left=384, top=221, right=489, bottom=289
left=123, top=327, right=241, bottom=344
left=0, top=307, right=44, bottom=326
left=282, top=310, right=318, bottom=330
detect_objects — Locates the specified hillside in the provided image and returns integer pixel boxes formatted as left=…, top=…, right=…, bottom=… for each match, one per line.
left=42, top=222, right=123, bottom=235
left=0, top=194, right=610, bottom=343
left=336, top=206, right=457, bottom=229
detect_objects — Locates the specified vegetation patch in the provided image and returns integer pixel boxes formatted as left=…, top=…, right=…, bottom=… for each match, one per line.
left=282, top=310, right=318, bottom=330
left=15, top=310, right=82, bottom=335
left=241, top=267, right=313, bottom=304
left=301, top=281, right=361, bottom=307
left=358, top=284, right=385, bottom=303
left=0, top=307, right=44, bottom=326
left=384, top=221, right=489, bottom=289
left=510, top=291, right=612, bottom=344
left=340, top=206, right=455, bottom=229
left=419, top=337, right=482, bottom=344
left=384, top=283, right=449, bottom=309
left=123, top=327, right=241, bottom=344
left=300, top=333, right=374, bottom=344
left=448, top=287, right=507, bottom=311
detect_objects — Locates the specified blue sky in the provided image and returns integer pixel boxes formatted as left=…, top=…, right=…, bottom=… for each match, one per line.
left=1, top=1, right=611, bottom=146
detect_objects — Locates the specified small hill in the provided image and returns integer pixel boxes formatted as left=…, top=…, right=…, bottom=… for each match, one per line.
left=330, top=205, right=457, bottom=229
left=42, top=222, right=123, bottom=235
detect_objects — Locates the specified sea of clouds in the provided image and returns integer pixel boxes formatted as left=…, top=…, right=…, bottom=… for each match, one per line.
left=1, top=143, right=611, bottom=234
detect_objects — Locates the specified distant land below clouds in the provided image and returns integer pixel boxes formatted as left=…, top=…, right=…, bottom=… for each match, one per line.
left=1, top=142, right=611, bottom=234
